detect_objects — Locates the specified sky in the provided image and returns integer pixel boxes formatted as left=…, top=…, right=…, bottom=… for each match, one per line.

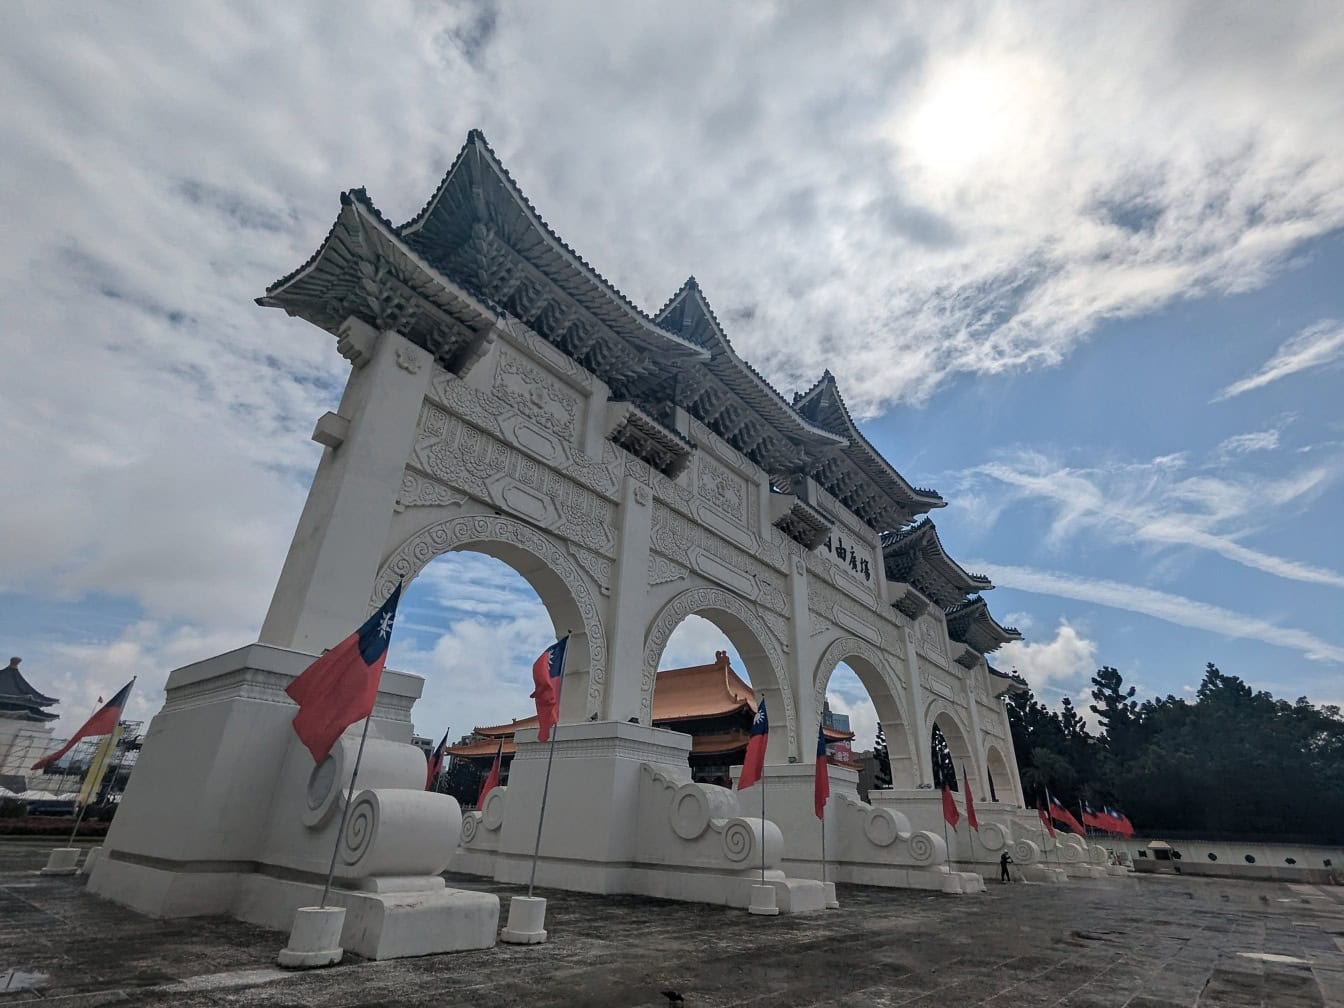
left=2, top=2, right=1341, bottom=756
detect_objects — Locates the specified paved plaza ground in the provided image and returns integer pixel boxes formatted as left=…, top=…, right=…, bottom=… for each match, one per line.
left=2, top=840, right=1342, bottom=1007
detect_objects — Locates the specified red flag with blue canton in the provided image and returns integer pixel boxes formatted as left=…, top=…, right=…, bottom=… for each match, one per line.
left=737, top=697, right=768, bottom=790
left=1048, top=791, right=1084, bottom=835
left=813, top=721, right=830, bottom=819
left=530, top=636, right=569, bottom=743
left=941, top=783, right=960, bottom=828
left=477, top=738, right=503, bottom=808
left=425, top=726, right=451, bottom=790
left=961, top=764, right=979, bottom=831
left=32, top=678, right=135, bottom=771
left=285, top=582, right=401, bottom=764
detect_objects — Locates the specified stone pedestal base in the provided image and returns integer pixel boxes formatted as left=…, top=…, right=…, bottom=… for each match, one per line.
left=278, top=907, right=345, bottom=968
left=941, top=872, right=965, bottom=895
left=78, top=847, right=103, bottom=876
left=822, top=881, right=839, bottom=909
left=40, top=848, right=81, bottom=875
left=235, top=874, right=497, bottom=961
left=748, top=884, right=779, bottom=916
left=499, top=896, right=548, bottom=945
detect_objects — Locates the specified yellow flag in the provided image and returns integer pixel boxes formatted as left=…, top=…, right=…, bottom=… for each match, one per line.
left=76, top=726, right=121, bottom=806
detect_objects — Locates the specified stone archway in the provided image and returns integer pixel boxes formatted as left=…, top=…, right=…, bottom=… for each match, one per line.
left=812, top=636, right=917, bottom=789
left=985, top=742, right=1014, bottom=805
left=926, top=700, right=977, bottom=791
left=642, top=585, right=797, bottom=760
left=374, top=513, right=608, bottom=719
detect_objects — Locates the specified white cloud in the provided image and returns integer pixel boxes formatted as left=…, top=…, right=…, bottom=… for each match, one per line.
left=963, top=449, right=1344, bottom=588
left=996, top=622, right=1098, bottom=691
left=1214, top=428, right=1281, bottom=457
left=1213, top=319, right=1344, bottom=401
left=825, top=687, right=879, bottom=753
left=972, top=561, right=1344, bottom=664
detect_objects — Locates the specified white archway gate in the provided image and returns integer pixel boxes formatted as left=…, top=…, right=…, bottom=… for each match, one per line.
left=93, top=132, right=1038, bottom=920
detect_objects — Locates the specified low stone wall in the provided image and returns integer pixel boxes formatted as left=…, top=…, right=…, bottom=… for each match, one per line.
left=1118, top=836, right=1344, bottom=885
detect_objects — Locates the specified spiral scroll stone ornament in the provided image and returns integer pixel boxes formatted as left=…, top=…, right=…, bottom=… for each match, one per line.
left=862, top=808, right=903, bottom=848
left=978, top=822, right=1008, bottom=852
left=460, top=812, right=481, bottom=846
left=670, top=782, right=736, bottom=841
left=721, top=819, right=755, bottom=863
left=481, top=787, right=507, bottom=831
left=906, top=830, right=944, bottom=867
left=340, top=791, right=379, bottom=870
left=1011, top=838, right=1040, bottom=864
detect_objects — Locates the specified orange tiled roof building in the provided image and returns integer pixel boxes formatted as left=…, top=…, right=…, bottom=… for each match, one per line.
left=447, top=651, right=855, bottom=789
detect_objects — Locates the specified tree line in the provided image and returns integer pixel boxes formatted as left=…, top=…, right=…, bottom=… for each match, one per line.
left=1007, top=662, right=1344, bottom=843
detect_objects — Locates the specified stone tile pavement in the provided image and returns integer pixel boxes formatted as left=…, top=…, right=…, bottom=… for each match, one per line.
left=1, top=840, right=1342, bottom=1006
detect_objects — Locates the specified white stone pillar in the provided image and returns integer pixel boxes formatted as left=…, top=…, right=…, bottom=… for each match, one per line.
left=903, top=626, right=933, bottom=787
left=259, top=322, right=433, bottom=652
left=602, top=477, right=653, bottom=722
left=774, top=551, right=815, bottom=765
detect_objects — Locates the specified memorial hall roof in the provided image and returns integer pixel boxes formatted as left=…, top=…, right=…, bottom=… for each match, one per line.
left=0, top=663, right=59, bottom=723
left=455, top=652, right=852, bottom=756
left=882, top=519, right=993, bottom=609
left=944, top=596, right=1023, bottom=655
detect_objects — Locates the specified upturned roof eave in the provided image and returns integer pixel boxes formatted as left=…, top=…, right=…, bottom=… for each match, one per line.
left=883, top=520, right=995, bottom=595
left=795, top=373, right=945, bottom=510
left=398, top=130, right=709, bottom=366
left=655, top=281, right=845, bottom=450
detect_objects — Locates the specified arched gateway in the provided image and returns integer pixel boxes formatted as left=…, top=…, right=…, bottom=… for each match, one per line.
left=89, top=132, right=1038, bottom=927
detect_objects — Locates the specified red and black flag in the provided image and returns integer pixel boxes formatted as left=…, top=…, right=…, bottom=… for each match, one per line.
left=32, top=678, right=135, bottom=771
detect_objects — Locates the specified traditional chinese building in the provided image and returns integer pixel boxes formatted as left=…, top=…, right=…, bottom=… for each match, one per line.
left=0, top=657, right=60, bottom=782
left=446, top=651, right=855, bottom=789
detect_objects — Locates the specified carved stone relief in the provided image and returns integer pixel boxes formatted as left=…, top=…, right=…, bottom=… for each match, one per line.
left=569, top=545, right=612, bottom=596
left=650, top=503, right=789, bottom=613
left=495, top=345, right=580, bottom=440
left=696, top=455, right=747, bottom=526
left=641, top=586, right=797, bottom=757
left=648, top=554, right=690, bottom=586
left=373, top=514, right=608, bottom=718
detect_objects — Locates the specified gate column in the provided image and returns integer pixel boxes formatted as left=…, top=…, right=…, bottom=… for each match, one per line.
left=602, top=476, right=654, bottom=722
left=259, top=320, right=432, bottom=651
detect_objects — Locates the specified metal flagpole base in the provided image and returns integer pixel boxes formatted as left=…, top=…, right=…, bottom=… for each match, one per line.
left=500, top=895, right=549, bottom=944
left=822, top=881, right=840, bottom=909
left=747, top=884, right=779, bottom=916
left=278, top=907, right=345, bottom=969
left=40, top=848, right=81, bottom=876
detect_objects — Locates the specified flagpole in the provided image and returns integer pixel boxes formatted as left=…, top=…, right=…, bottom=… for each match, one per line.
left=320, top=714, right=373, bottom=909
left=527, top=631, right=571, bottom=899
left=759, top=766, right=767, bottom=885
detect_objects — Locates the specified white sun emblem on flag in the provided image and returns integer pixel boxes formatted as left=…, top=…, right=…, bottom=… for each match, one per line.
left=753, top=706, right=766, bottom=726
left=378, top=612, right=395, bottom=638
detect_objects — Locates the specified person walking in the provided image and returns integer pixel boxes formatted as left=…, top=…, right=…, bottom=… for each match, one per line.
left=1000, top=850, right=1013, bottom=883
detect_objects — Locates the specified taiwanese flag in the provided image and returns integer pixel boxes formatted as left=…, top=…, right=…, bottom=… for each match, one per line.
left=813, top=722, right=830, bottom=819
left=425, top=727, right=451, bottom=791
left=286, top=583, right=401, bottom=764
left=32, top=678, right=135, bottom=771
left=477, top=739, right=503, bottom=808
left=961, top=764, right=979, bottom=832
left=1108, top=807, right=1136, bottom=837
left=941, top=783, right=960, bottom=829
left=1038, top=801, right=1056, bottom=839
left=530, top=636, right=569, bottom=743
left=737, top=698, right=769, bottom=791
left=1048, top=791, right=1084, bottom=835
left=1081, top=800, right=1106, bottom=831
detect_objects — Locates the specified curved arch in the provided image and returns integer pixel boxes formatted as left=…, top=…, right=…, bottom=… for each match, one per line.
left=373, top=514, right=608, bottom=718
left=925, top=698, right=977, bottom=789
left=642, top=586, right=797, bottom=760
left=812, top=636, right=918, bottom=788
left=985, top=742, right=1014, bottom=805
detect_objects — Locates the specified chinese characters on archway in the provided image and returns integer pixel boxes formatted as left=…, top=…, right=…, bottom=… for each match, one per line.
left=822, top=534, right=871, bottom=581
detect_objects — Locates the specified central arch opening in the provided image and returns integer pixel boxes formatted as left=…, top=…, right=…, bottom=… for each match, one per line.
left=387, top=523, right=596, bottom=808
left=815, top=646, right=916, bottom=798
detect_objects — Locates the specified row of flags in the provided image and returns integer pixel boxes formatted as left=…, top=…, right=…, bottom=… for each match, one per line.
left=1041, top=790, right=1135, bottom=838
